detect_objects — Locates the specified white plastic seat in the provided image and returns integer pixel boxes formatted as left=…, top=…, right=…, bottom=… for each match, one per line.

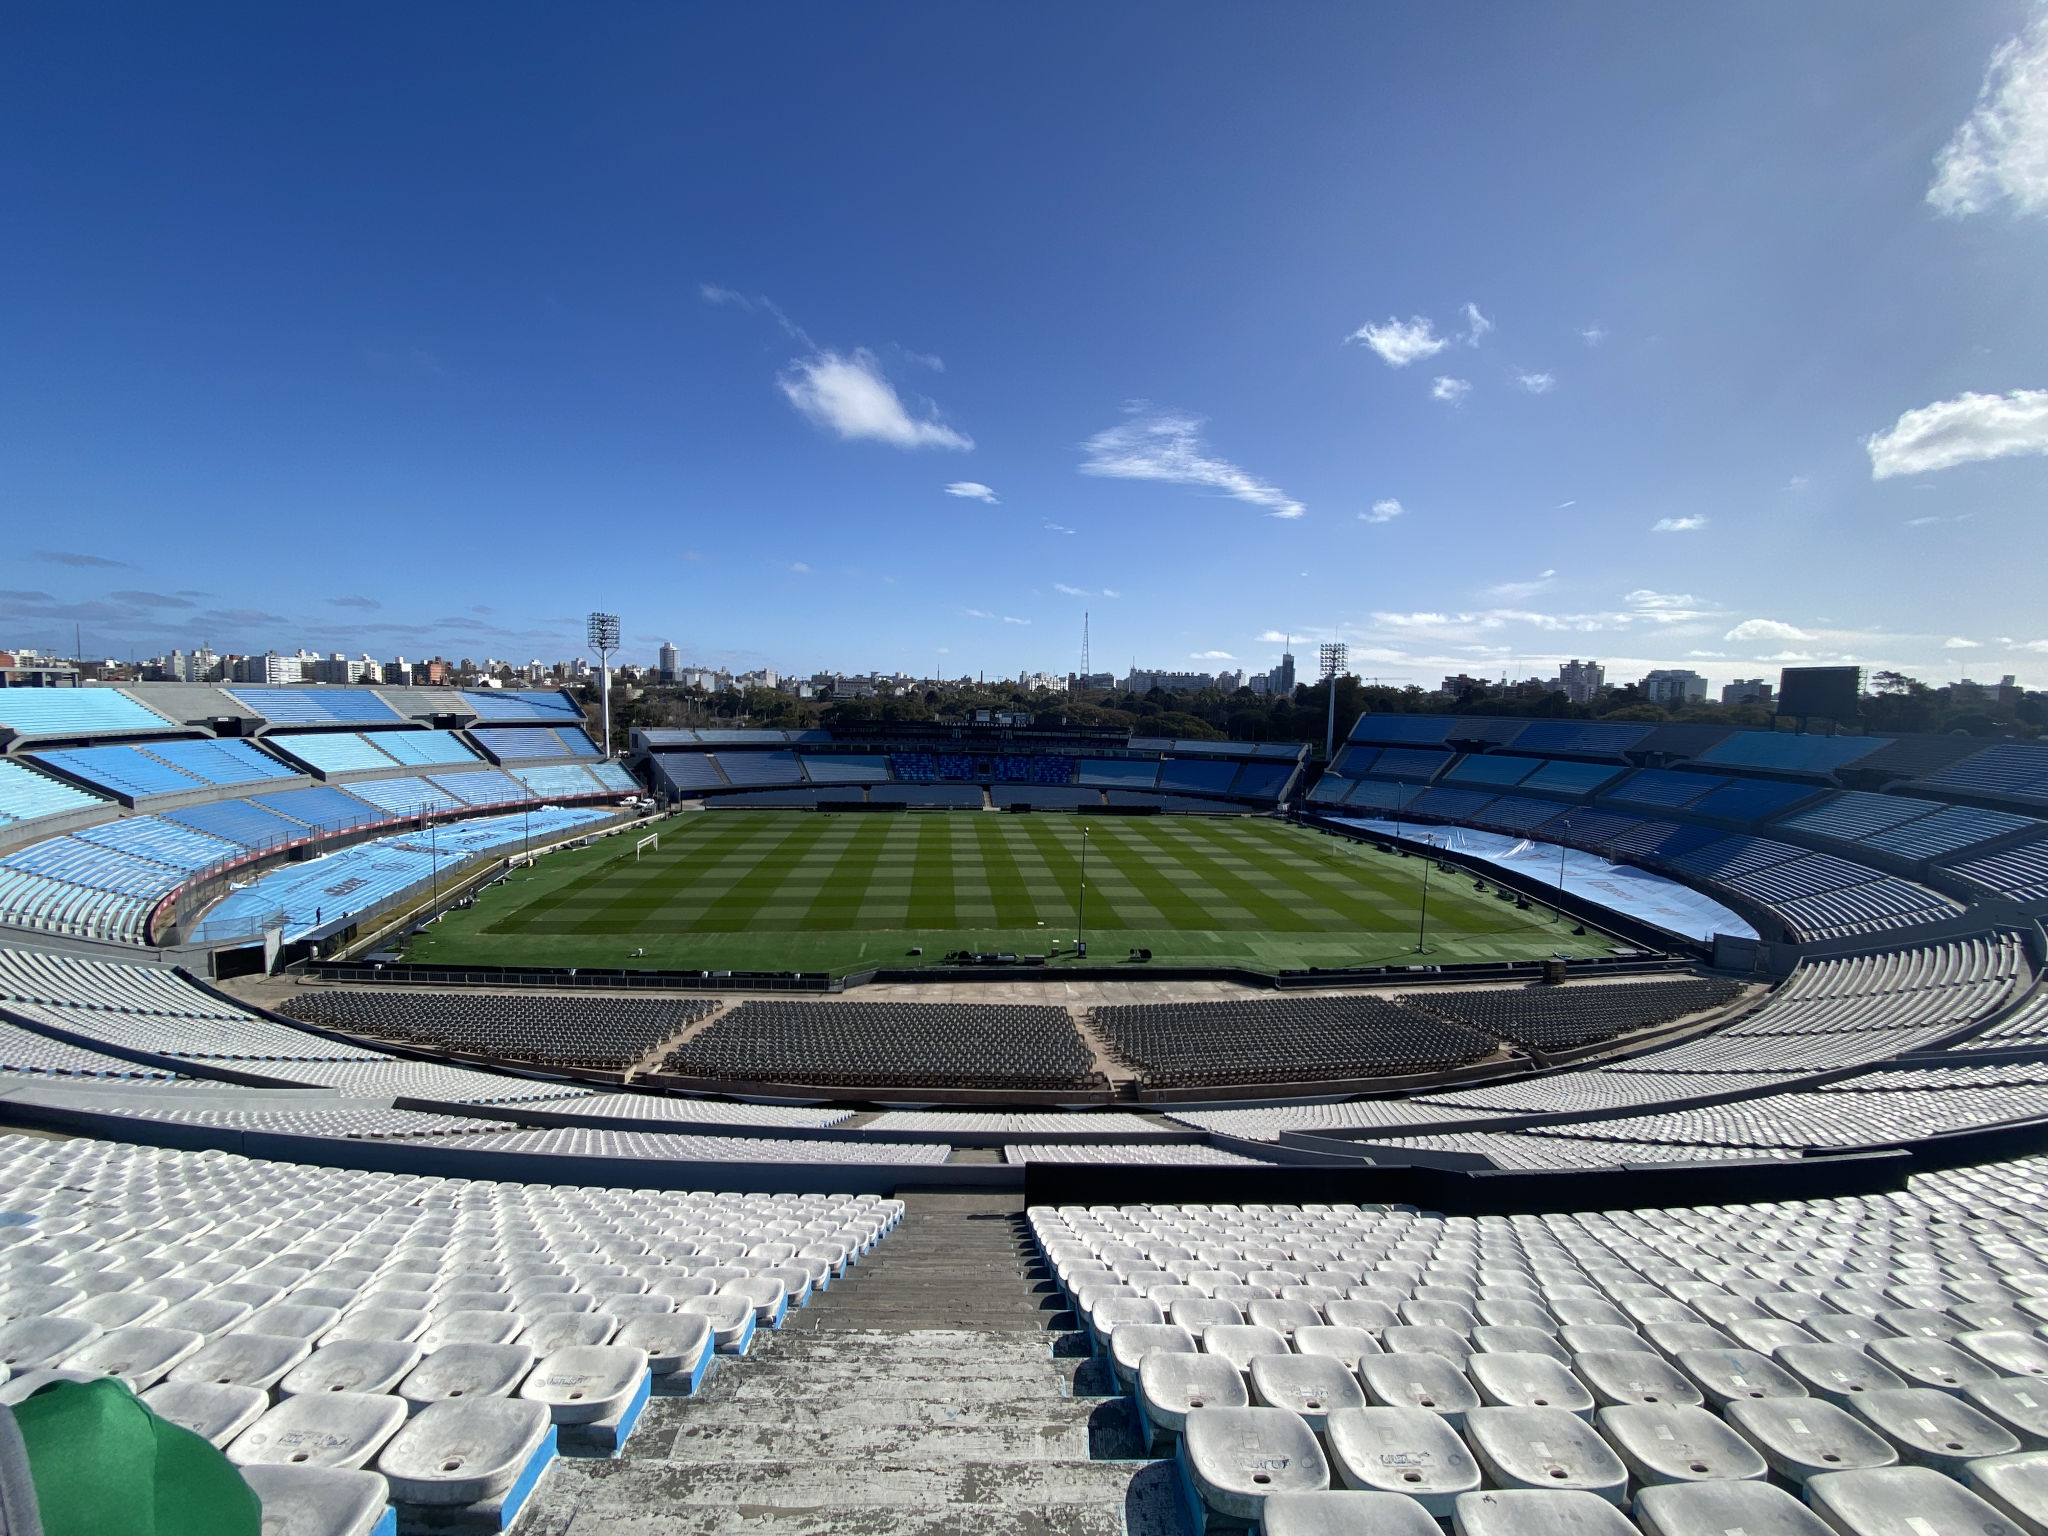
left=1247, top=1353, right=1365, bottom=1431
left=1448, top=1487, right=1638, bottom=1535
left=1261, top=1489, right=1439, bottom=1536
left=1720, top=1396, right=1900, bottom=1485
left=1677, top=1347, right=1809, bottom=1408
left=1110, top=1324, right=1196, bottom=1393
left=1965, top=1378, right=2048, bottom=1447
left=1324, top=1299, right=1397, bottom=1335
left=377, top=1396, right=552, bottom=1505
left=169, top=1332, right=311, bottom=1391
left=1557, top=1324, right=1651, bottom=1357
left=1573, top=1349, right=1702, bottom=1408
left=1965, top=1449, right=2048, bottom=1533
left=1597, top=1402, right=1767, bottom=1486
left=1180, top=1406, right=1328, bottom=1524
left=229, top=1391, right=408, bottom=1470
left=0, top=1316, right=98, bottom=1372
left=518, top=1311, right=617, bottom=1353
left=677, top=1294, right=751, bottom=1351
left=1631, top=1479, right=1835, bottom=1536
left=1357, top=1352, right=1480, bottom=1426
left=1959, top=1329, right=2048, bottom=1378
left=61, top=1325, right=204, bottom=1390
left=138, top=1379, right=270, bottom=1448
left=279, top=1340, right=422, bottom=1398
left=1291, top=1326, right=1379, bottom=1370
left=398, top=1341, right=535, bottom=1409
left=1382, top=1325, right=1470, bottom=1370
left=719, top=1277, right=785, bottom=1324
left=1847, top=1386, right=2020, bottom=1476
left=236, top=1304, right=340, bottom=1344
left=1468, top=1352, right=1593, bottom=1420
left=1866, top=1336, right=2001, bottom=1395
left=419, top=1311, right=523, bottom=1351
left=1463, top=1405, right=1628, bottom=1504
left=1323, top=1404, right=1479, bottom=1516
left=519, top=1344, right=648, bottom=1424
left=600, top=1293, right=672, bottom=1318
left=1774, top=1343, right=1906, bottom=1409
left=613, top=1313, right=712, bottom=1377
left=63, top=1292, right=166, bottom=1331
left=1472, top=1325, right=1568, bottom=1364
left=238, top=1463, right=392, bottom=1536
left=1804, top=1464, right=2016, bottom=1535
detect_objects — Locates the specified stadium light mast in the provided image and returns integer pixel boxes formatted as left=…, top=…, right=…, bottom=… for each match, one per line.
left=1320, top=642, right=1347, bottom=764
left=1075, top=826, right=1089, bottom=959
left=587, top=612, right=621, bottom=759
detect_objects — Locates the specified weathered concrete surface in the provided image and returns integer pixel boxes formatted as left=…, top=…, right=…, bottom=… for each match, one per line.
left=517, top=1191, right=1181, bottom=1536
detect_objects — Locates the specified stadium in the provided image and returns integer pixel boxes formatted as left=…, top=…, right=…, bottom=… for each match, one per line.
left=7, top=675, right=2048, bottom=1532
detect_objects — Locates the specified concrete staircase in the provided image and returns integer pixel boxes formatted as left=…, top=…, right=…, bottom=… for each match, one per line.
left=523, top=1192, right=1184, bottom=1535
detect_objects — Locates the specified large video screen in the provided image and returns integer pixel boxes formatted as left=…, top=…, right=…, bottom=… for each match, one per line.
left=1779, top=665, right=1862, bottom=718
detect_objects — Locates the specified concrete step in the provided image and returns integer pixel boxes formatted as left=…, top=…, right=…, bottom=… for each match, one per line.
left=530, top=1453, right=1172, bottom=1513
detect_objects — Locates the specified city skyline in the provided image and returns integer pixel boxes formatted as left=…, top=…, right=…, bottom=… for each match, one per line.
left=2, top=6, right=2044, bottom=688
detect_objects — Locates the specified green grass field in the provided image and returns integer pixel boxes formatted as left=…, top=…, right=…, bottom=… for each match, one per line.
left=403, top=811, right=1616, bottom=975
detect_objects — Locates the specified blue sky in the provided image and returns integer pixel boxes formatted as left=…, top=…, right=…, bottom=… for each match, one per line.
left=2, top=3, right=2045, bottom=689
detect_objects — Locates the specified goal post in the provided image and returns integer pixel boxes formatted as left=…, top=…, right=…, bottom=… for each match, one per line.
left=636, top=833, right=659, bottom=861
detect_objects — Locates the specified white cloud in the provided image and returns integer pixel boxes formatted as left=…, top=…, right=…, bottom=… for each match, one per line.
left=1431, top=376, right=1472, bottom=404
left=1079, top=406, right=1304, bottom=518
left=1929, top=14, right=2048, bottom=218
left=1687, top=650, right=1727, bottom=659
left=945, top=481, right=998, bottom=503
left=1191, top=650, right=1236, bottom=660
left=778, top=349, right=972, bottom=450
left=1349, top=316, right=1447, bottom=367
left=699, top=283, right=751, bottom=308
left=1461, top=303, right=1494, bottom=345
left=1725, top=618, right=1813, bottom=642
left=964, top=608, right=995, bottom=619
left=1580, top=324, right=1608, bottom=347
left=1626, top=590, right=1706, bottom=619
left=1360, top=499, right=1405, bottom=524
left=1002, top=615, right=1030, bottom=625
left=1946, top=636, right=1983, bottom=648
left=1759, top=650, right=1816, bottom=662
left=1488, top=570, right=1558, bottom=600
left=790, top=562, right=811, bottom=573
left=1653, top=515, right=1708, bottom=532
left=1044, top=521, right=1075, bottom=534
left=2019, top=640, right=2048, bottom=653
left=1515, top=371, right=1556, bottom=394
left=1865, top=389, right=2048, bottom=478
left=1558, top=500, right=1577, bottom=509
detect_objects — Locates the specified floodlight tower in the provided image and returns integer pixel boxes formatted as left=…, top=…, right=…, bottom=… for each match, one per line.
left=587, top=611, right=621, bottom=758
left=1320, top=641, right=1347, bottom=764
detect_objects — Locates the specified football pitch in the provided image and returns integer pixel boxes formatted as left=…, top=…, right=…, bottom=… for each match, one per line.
left=404, top=811, right=1617, bottom=975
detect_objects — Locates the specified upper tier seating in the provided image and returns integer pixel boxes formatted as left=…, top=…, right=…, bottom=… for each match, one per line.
left=425, top=769, right=533, bottom=807
left=1230, top=762, right=1296, bottom=800
left=458, top=688, right=585, bottom=720
left=0, top=759, right=106, bottom=825
left=342, top=777, right=465, bottom=817
left=471, top=725, right=600, bottom=761
left=1951, top=842, right=2048, bottom=903
left=277, top=989, right=718, bottom=1070
left=162, top=798, right=314, bottom=849
left=0, top=688, right=173, bottom=740
left=223, top=688, right=403, bottom=725
left=271, top=732, right=401, bottom=775
left=1361, top=748, right=1452, bottom=782
left=1443, top=755, right=1539, bottom=789
left=1779, top=790, right=1948, bottom=843
left=1092, top=995, right=1495, bottom=1086
left=1030, top=756, right=1075, bottom=784
left=1348, top=715, right=1456, bottom=746
left=1519, top=759, right=1625, bottom=796
left=1604, top=769, right=1732, bottom=810
left=651, top=752, right=729, bottom=791
left=711, top=751, right=805, bottom=788
left=1493, top=719, right=1651, bottom=755
left=1693, top=730, right=1889, bottom=774
left=249, top=786, right=386, bottom=833
left=796, top=754, right=890, bottom=784
left=1921, top=743, right=2048, bottom=805
left=512, top=765, right=610, bottom=800
left=137, top=738, right=300, bottom=787
left=1684, top=777, right=1822, bottom=825
left=372, top=729, right=482, bottom=768
left=1077, top=759, right=1161, bottom=788
left=32, top=745, right=211, bottom=800
left=889, top=753, right=938, bottom=782
left=663, top=1000, right=1099, bottom=1089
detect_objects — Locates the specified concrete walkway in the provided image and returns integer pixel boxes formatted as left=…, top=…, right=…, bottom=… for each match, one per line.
left=523, top=1192, right=1183, bottom=1536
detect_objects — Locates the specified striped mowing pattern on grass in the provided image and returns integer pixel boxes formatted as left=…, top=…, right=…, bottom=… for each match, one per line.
left=476, top=812, right=1551, bottom=938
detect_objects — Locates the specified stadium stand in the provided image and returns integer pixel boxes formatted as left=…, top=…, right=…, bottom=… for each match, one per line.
left=268, top=733, right=400, bottom=776
left=661, top=1000, right=1100, bottom=1089
left=1950, top=842, right=2048, bottom=904
left=1864, top=805, right=2037, bottom=860
left=869, top=784, right=985, bottom=808
left=249, top=786, right=385, bottom=834
left=1348, top=715, right=1457, bottom=745
left=162, top=798, right=314, bottom=849
left=1778, top=790, right=1946, bottom=843
left=1519, top=758, right=1626, bottom=796
left=31, top=745, right=211, bottom=800
left=1403, top=977, right=1743, bottom=1054
left=1492, top=719, right=1651, bottom=756
left=457, top=687, right=585, bottom=720
left=1091, top=995, right=1496, bottom=1086
left=1693, top=730, right=1890, bottom=775
left=1920, top=742, right=2048, bottom=804
left=704, top=787, right=841, bottom=807
left=1408, top=787, right=1497, bottom=822
left=512, top=765, right=611, bottom=800
left=223, top=688, right=404, bottom=726
left=1361, top=748, right=1452, bottom=782
left=471, top=725, right=601, bottom=762
left=1077, top=759, right=1161, bottom=789
left=137, top=738, right=301, bottom=788
left=341, top=777, right=466, bottom=817
left=796, top=754, right=891, bottom=784
left=649, top=752, right=729, bottom=792
left=426, top=769, right=534, bottom=807
left=192, top=805, right=614, bottom=943
left=0, top=758, right=107, bottom=826
left=1603, top=769, right=1732, bottom=810
left=1684, top=777, right=1823, bottom=825
left=1157, top=759, right=1240, bottom=796
left=1000, top=786, right=1103, bottom=810
left=1230, top=761, right=1297, bottom=799
left=0, top=688, right=175, bottom=741
left=276, top=990, right=718, bottom=1070
left=373, top=729, right=483, bottom=768
left=711, top=751, right=806, bottom=788
left=1443, top=755, right=1539, bottom=790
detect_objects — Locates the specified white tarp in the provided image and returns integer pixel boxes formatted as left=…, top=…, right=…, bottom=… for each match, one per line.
left=1334, top=817, right=1758, bottom=945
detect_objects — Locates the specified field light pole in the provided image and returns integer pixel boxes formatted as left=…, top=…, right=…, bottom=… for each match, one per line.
left=1554, top=817, right=1572, bottom=922
left=1319, top=642, right=1347, bottom=765
left=587, top=611, right=621, bottom=759
left=1075, top=826, right=1089, bottom=958
left=1415, top=834, right=1433, bottom=954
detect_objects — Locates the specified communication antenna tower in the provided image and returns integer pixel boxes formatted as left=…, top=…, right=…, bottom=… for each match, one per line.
left=587, top=611, right=621, bottom=758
